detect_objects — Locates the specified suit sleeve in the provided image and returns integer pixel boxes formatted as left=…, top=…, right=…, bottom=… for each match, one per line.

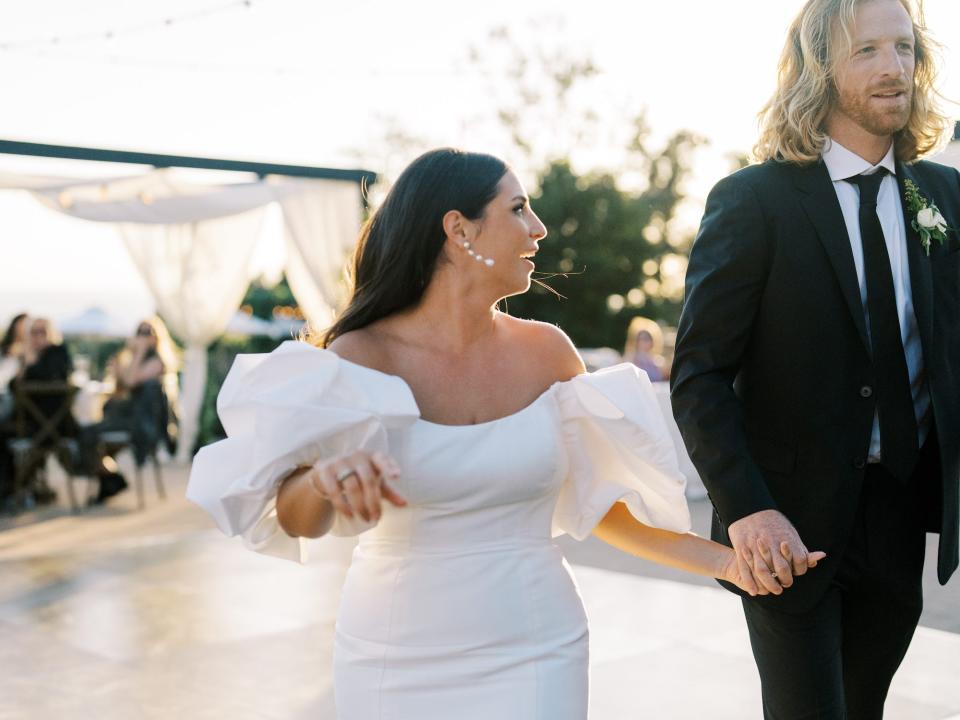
left=954, top=168, right=960, bottom=252
left=670, top=172, right=777, bottom=526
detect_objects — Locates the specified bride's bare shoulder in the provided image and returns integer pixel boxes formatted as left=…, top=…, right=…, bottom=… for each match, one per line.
left=498, top=314, right=585, bottom=381
left=326, top=327, right=391, bottom=371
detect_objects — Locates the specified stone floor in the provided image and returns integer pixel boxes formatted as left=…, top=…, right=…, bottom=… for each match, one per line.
left=1, top=462, right=958, bottom=720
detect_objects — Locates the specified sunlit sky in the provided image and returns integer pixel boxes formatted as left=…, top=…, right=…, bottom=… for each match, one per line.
left=1, top=0, right=958, bottom=327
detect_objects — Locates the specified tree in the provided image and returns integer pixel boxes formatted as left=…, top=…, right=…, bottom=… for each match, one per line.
left=505, top=140, right=698, bottom=349
left=471, top=24, right=703, bottom=348
left=346, top=20, right=705, bottom=350
left=241, top=274, right=299, bottom=320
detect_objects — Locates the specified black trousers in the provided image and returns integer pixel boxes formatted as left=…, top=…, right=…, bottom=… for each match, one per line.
left=742, top=462, right=929, bottom=720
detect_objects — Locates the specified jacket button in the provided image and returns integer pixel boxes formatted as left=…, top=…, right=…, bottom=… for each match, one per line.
left=854, top=458, right=866, bottom=469
left=860, top=386, right=873, bottom=398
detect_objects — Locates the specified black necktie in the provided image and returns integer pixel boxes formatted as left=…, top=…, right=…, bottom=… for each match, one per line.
left=846, top=170, right=918, bottom=480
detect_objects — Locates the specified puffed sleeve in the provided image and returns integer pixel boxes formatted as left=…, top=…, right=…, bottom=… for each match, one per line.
left=186, top=341, right=419, bottom=562
left=552, top=364, right=692, bottom=539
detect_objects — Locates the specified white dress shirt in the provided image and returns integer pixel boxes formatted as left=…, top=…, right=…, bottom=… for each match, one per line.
left=822, top=138, right=931, bottom=462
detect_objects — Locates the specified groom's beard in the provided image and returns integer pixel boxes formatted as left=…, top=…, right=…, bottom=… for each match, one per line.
left=834, top=81, right=913, bottom=138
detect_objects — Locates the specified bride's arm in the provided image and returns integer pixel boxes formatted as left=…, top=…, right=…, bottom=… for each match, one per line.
left=277, top=451, right=405, bottom=539
left=276, top=467, right=337, bottom=539
left=592, top=503, right=825, bottom=596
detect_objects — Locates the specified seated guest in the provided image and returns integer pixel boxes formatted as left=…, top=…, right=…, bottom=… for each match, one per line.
left=13, top=317, right=76, bottom=431
left=8, top=317, right=77, bottom=504
left=111, top=317, right=179, bottom=407
left=0, top=313, right=29, bottom=391
left=0, top=313, right=29, bottom=503
left=81, top=316, right=180, bottom=504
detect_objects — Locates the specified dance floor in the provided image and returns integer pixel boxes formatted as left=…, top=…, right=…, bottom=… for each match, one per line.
left=1, top=464, right=958, bottom=720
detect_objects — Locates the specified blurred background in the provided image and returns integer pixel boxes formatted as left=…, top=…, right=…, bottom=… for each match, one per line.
left=1, top=2, right=959, bottom=717
left=2, top=0, right=959, bottom=451
left=2, top=0, right=957, bottom=453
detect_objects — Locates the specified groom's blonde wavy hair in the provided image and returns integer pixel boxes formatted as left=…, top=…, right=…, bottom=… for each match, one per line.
left=754, top=0, right=952, bottom=165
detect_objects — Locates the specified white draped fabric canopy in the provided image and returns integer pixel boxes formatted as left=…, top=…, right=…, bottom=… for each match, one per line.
left=2, top=167, right=365, bottom=461
left=281, top=180, right=363, bottom=330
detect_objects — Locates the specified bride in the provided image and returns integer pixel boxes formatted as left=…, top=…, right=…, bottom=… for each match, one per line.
left=188, top=148, right=824, bottom=719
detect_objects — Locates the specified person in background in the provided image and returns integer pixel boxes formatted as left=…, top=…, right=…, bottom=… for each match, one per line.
left=0, top=313, right=29, bottom=390
left=624, top=316, right=667, bottom=382
left=8, top=318, right=76, bottom=505
left=0, top=313, right=29, bottom=504
left=82, top=316, right=180, bottom=504
left=110, top=316, right=180, bottom=415
left=15, top=318, right=74, bottom=418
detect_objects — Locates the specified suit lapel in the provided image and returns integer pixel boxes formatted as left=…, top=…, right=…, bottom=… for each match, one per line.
left=793, top=161, right=871, bottom=354
left=897, top=161, right=935, bottom=356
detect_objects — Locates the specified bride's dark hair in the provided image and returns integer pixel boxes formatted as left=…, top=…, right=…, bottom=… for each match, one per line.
left=315, top=148, right=508, bottom=348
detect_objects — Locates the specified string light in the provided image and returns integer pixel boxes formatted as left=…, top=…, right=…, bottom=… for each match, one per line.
left=10, top=47, right=478, bottom=80
left=0, top=0, right=256, bottom=51
left=0, top=0, right=464, bottom=80
left=18, top=48, right=318, bottom=78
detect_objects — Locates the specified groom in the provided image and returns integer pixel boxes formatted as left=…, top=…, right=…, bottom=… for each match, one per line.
left=671, top=0, right=959, bottom=717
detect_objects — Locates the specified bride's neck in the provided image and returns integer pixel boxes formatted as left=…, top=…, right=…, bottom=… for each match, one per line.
left=400, top=271, right=499, bottom=354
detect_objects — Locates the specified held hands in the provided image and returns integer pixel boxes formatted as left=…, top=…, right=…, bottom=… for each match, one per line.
left=306, top=450, right=406, bottom=523
left=722, top=509, right=827, bottom=597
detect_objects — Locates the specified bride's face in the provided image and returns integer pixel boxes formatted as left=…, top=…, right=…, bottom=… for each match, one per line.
left=468, top=170, right=547, bottom=297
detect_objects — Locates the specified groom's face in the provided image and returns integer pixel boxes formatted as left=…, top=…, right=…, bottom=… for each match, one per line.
left=830, top=0, right=915, bottom=139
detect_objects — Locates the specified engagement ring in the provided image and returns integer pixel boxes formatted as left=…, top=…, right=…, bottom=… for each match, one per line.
left=336, top=469, right=359, bottom=485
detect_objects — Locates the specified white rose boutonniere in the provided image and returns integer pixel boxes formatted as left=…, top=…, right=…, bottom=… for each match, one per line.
left=904, top=179, right=953, bottom=256
left=916, top=207, right=947, bottom=233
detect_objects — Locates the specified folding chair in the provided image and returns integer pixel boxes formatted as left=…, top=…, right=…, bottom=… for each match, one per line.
left=7, top=381, right=80, bottom=512
left=96, top=430, right=166, bottom=510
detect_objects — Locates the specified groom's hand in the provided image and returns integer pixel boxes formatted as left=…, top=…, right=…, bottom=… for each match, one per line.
left=727, top=509, right=815, bottom=595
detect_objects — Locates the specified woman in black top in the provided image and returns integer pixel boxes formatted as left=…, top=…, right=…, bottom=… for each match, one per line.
left=6, top=318, right=76, bottom=505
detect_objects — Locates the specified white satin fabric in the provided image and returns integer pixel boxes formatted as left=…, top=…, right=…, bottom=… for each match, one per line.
left=188, top=341, right=691, bottom=719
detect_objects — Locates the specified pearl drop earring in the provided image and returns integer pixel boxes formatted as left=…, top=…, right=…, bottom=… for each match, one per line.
left=462, top=241, right=495, bottom=267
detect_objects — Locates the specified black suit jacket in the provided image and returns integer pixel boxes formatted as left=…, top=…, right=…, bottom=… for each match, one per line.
left=670, top=157, right=960, bottom=612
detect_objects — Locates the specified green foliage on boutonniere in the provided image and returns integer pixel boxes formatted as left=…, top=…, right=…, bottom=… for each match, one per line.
left=904, top=179, right=952, bottom=256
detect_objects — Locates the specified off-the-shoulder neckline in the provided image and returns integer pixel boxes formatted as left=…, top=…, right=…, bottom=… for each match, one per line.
left=328, top=348, right=565, bottom=429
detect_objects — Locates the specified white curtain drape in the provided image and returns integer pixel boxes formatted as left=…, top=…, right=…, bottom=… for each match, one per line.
left=4, top=168, right=367, bottom=461
left=120, top=209, right=266, bottom=461
left=28, top=170, right=289, bottom=223
left=280, top=179, right=363, bottom=330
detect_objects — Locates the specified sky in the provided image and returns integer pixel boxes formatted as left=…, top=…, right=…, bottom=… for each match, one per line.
left=1, top=0, right=958, bottom=328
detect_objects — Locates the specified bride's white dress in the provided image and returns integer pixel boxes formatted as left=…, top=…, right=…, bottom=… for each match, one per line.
left=188, top=341, right=690, bottom=720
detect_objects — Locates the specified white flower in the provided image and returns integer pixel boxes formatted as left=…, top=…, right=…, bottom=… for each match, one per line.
left=917, top=207, right=946, bottom=232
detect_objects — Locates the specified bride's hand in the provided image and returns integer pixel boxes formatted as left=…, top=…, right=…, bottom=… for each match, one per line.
left=719, top=546, right=826, bottom=597
left=307, top=451, right=405, bottom=523
left=719, top=550, right=769, bottom=596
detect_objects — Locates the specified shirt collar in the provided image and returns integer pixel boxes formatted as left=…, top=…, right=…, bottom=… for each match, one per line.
left=822, top=138, right=897, bottom=181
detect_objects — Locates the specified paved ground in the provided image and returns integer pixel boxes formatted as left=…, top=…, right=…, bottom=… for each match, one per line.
left=1, top=461, right=958, bottom=719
